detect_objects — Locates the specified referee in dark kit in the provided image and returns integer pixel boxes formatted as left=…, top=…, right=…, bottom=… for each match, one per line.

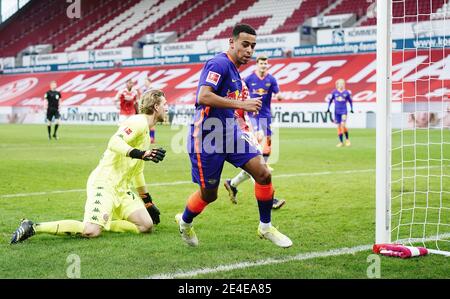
left=45, top=80, right=62, bottom=140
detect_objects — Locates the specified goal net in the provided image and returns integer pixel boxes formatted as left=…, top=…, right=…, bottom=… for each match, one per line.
left=376, top=0, right=450, bottom=255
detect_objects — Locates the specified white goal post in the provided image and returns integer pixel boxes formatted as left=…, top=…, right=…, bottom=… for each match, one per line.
left=376, top=0, right=450, bottom=256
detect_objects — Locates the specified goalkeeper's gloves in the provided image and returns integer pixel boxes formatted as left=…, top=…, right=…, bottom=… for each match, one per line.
left=129, top=147, right=166, bottom=163
left=141, top=193, right=160, bottom=225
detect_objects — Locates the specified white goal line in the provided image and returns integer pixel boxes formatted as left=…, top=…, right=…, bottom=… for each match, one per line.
left=146, top=233, right=450, bottom=279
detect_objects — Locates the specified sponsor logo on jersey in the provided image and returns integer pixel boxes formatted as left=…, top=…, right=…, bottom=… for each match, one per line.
left=226, top=90, right=240, bottom=100
left=124, top=127, right=133, bottom=135
left=253, top=88, right=268, bottom=96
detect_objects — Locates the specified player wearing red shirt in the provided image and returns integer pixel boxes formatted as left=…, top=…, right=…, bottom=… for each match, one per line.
left=115, top=79, right=140, bottom=124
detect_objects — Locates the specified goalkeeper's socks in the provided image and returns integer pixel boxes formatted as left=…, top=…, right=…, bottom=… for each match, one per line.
left=230, top=170, right=251, bottom=187
left=182, top=191, right=208, bottom=224
left=35, top=220, right=84, bottom=236
left=255, top=183, right=274, bottom=224
left=47, top=125, right=51, bottom=138
left=109, top=220, right=140, bottom=234
left=53, top=124, right=59, bottom=136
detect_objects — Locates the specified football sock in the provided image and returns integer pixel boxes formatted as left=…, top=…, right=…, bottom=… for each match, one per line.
left=344, top=127, right=349, bottom=139
left=255, top=182, right=274, bottom=224
left=47, top=125, right=51, bottom=137
left=53, top=124, right=59, bottom=136
left=35, top=220, right=84, bottom=236
left=259, top=221, right=272, bottom=232
left=182, top=191, right=208, bottom=224
left=337, top=127, right=343, bottom=143
left=109, top=220, right=140, bottom=234
left=230, top=170, right=251, bottom=187
left=150, top=129, right=155, bottom=141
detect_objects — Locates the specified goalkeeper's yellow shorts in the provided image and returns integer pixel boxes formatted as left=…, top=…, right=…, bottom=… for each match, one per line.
left=83, top=172, right=145, bottom=230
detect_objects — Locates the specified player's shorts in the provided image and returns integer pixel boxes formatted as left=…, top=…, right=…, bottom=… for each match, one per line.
left=83, top=170, right=145, bottom=230
left=335, top=113, right=347, bottom=124
left=188, top=127, right=261, bottom=189
left=46, top=108, right=60, bottom=121
left=249, top=115, right=272, bottom=136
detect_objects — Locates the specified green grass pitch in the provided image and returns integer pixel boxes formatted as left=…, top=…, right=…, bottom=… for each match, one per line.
left=0, top=124, right=448, bottom=278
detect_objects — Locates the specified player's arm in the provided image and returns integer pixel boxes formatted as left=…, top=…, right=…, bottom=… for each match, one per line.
left=347, top=91, right=354, bottom=113
left=274, top=93, right=283, bottom=101
left=326, top=94, right=334, bottom=113
left=199, top=61, right=261, bottom=112
left=44, top=92, right=48, bottom=109
left=134, top=171, right=160, bottom=225
left=107, top=124, right=166, bottom=163
left=114, top=91, right=121, bottom=110
left=198, top=85, right=262, bottom=112
left=272, top=77, right=283, bottom=101
left=58, top=92, right=62, bottom=110
left=134, top=89, right=141, bottom=113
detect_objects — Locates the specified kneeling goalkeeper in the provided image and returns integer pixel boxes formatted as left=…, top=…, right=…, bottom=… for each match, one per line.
left=10, top=90, right=168, bottom=244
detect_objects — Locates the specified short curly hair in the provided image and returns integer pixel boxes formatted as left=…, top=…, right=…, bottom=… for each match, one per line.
left=139, top=89, right=165, bottom=115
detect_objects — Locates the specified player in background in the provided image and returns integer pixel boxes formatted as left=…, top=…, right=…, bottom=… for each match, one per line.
left=224, top=55, right=285, bottom=209
left=224, top=80, right=286, bottom=209
left=10, top=90, right=167, bottom=244
left=175, top=24, right=292, bottom=248
left=45, top=81, right=62, bottom=140
left=115, top=79, right=140, bottom=124
left=326, top=79, right=353, bottom=147
left=141, top=77, right=156, bottom=143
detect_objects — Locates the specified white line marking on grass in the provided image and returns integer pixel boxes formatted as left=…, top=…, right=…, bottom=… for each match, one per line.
left=1, top=165, right=445, bottom=199
left=0, top=189, right=86, bottom=198
left=0, top=168, right=376, bottom=199
left=146, top=244, right=373, bottom=279
left=146, top=233, right=450, bottom=279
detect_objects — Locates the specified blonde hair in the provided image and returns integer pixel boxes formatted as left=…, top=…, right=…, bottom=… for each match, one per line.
left=336, top=79, right=345, bottom=85
left=256, top=55, right=268, bottom=63
left=139, top=89, right=165, bottom=115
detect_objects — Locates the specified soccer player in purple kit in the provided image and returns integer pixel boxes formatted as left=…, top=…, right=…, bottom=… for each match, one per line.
left=175, top=24, right=292, bottom=248
left=224, top=55, right=286, bottom=209
left=326, top=79, right=353, bottom=147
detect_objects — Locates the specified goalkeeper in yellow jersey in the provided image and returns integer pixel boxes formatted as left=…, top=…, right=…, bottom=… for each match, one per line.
left=10, top=90, right=168, bottom=244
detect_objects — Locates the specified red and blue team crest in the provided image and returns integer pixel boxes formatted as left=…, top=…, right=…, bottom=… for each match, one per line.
left=227, top=90, right=240, bottom=101
left=124, top=127, right=133, bottom=135
left=254, top=88, right=268, bottom=96
left=206, top=71, right=221, bottom=85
